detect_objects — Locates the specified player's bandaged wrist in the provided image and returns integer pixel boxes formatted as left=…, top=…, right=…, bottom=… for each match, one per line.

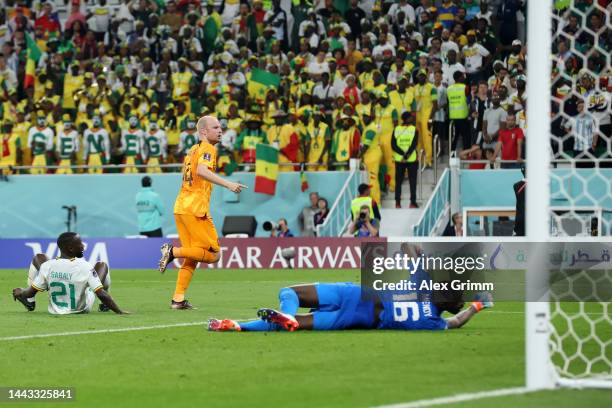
left=471, top=301, right=485, bottom=312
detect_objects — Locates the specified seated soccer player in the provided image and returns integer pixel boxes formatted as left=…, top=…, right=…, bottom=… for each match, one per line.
left=208, top=282, right=493, bottom=332
left=12, top=232, right=127, bottom=315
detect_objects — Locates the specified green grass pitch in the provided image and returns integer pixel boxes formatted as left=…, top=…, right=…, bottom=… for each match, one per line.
left=1, top=268, right=609, bottom=407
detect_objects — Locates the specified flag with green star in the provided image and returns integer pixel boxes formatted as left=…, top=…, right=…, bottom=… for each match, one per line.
left=331, top=128, right=355, bottom=164
left=247, top=68, right=280, bottom=103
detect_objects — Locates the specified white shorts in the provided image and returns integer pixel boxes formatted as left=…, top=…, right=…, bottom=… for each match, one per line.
left=84, top=289, right=96, bottom=313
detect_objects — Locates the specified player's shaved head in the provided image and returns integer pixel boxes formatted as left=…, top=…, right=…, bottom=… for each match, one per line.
left=196, top=115, right=215, bottom=133
left=57, top=232, right=85, bottom=258
left=197, top=115, right=222, bottom=145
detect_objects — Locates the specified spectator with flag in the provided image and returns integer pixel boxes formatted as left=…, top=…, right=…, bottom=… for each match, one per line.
left=0, top=118, right=21, bottom=175
left=248, top=68, right=280, bottom=103
left=267, top=110, right=299, bottom=172
left=331, top=115, right=359, bottom=170
left=235, top=114, right=267, bottom=168
left=24, top=32, right=41, bottom=90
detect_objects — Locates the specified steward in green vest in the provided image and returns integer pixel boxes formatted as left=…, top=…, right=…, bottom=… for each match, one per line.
left=350, top=183, right=381, bottom=221
left=391, top=111, right=419, bottom=208
left=448, top=71, right=472, bottom=151
left=447, top=83, right=469, bottom=120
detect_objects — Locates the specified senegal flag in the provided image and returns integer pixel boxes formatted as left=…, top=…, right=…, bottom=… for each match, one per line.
left=248, top=68, right=280, bottom=102
left=24, top=33, right=41, bottom=89
left=255, top=144, right=279, bottom=195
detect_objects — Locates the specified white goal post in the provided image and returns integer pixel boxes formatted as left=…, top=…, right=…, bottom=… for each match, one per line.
left=526, top=0, right=612, bottom=390
left=526, top=0, right=554, bottom=390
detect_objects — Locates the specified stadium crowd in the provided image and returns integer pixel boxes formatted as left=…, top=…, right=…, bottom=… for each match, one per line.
left=0, top=0, right=609, bottom=200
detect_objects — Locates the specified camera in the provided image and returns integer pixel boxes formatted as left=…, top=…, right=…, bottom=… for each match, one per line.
left=359, top=211, right=367, bottom=220
left=263, top=221, right=279, bottom=231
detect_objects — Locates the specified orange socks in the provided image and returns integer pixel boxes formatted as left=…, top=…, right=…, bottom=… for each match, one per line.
left=172, top=248, right=218, bottom=302
left=174, top=247, right=205, bottom=261
left=174, top=247, right=218, bottom=263
left=173, top=259, right=196, bottom=302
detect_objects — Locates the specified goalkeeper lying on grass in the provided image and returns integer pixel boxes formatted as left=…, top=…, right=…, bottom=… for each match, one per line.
left=208, top=282, right=493, bottom=332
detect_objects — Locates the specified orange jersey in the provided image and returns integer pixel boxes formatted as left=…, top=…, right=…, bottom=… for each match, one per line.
left=173, top=142, right=217, bottom=217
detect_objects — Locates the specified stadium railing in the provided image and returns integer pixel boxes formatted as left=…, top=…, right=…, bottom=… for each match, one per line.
left=433, top=134, right=441, bottom=185
left=0, top=161, right=353, bottom=174
left=412, top=168, right=450, bottom=236
left=460, top=159, right=612, bottom=169
left=315, top=164, right=364, bottom=237
left=418, top=148, right=425, bottom=200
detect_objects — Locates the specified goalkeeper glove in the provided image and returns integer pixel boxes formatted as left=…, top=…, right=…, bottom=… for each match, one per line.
left=472, top=292, right=494, bottom=312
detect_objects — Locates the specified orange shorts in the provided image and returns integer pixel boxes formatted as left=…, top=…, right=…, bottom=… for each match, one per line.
left=174, top=213, right=220, bottom=253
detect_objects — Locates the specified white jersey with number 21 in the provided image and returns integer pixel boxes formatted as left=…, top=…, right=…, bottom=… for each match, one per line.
left=32, top=258, right=104, bottom=315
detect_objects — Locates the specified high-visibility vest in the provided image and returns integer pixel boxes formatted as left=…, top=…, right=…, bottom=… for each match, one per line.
left=392, top=125, right=417, bottom=162
left=351, top=196, right=374, bottom=220
left=447, top=83, right=469, bottom=119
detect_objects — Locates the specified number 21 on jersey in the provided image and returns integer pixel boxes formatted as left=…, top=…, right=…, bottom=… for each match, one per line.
left=50, top=282, right=77, bottom=310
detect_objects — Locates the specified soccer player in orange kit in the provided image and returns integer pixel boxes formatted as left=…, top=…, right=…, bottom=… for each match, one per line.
left=158, top=115, right=247, bottom=309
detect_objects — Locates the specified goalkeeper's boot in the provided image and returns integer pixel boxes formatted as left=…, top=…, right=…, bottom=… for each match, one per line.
left=472, top=292, right=494, bottom=312
left=257, top=308, right=299, bottom=332
left=208, top=319, right=241, bottom=332
left=14, top=296, right=35, bottom=312
left=171, top=299, right=197, bottom=310
left=158, top=243, right=174, bottom=274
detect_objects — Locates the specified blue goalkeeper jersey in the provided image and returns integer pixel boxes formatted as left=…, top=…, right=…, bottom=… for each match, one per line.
left=378, top=300, right=447, bottom=331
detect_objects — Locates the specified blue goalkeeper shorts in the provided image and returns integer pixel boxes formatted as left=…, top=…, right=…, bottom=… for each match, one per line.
left=312, top=283, right=377, bottom=330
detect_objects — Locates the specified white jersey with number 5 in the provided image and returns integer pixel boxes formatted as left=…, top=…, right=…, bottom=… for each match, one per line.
left=32, top=258, right=103, bottom=315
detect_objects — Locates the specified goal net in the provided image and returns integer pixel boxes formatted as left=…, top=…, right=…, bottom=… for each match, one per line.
left=527, top=0, right=611, bottom=390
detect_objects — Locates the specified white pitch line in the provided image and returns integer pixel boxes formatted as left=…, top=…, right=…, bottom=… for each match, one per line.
left=374, top=387, right=536, bottom=408
left=0, top=321, right=207, bottom=342
left=486, top=311, right=605, bottom=316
